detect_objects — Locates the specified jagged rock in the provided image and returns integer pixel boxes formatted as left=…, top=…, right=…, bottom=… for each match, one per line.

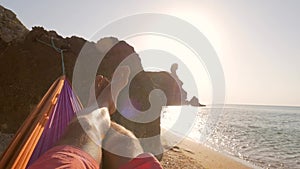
left=170, top=63, right=205, bottom=107
left=188, top=96, right=205, bottom=107
left=170, top=63, right=188, bottom=104
left=0, top=5, right=28, bottom=42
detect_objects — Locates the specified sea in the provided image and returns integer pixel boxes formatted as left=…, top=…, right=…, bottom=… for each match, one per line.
left=161, top=105, right=300, bottom=169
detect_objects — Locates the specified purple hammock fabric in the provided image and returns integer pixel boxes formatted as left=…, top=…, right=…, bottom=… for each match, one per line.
left=27, top=79, right=82, bottom=167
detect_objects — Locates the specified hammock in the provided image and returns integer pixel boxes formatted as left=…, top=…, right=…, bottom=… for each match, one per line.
left=0, top=76, right=83, bottom=168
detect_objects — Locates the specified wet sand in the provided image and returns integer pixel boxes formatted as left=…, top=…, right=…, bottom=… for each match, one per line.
left=160, top=130, right=252, bottom=169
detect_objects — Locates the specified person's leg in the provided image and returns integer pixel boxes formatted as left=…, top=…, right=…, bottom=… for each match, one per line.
left=56, top=66, right=131, bottom=163
left=102, top=122, right=163, bottom=169
left=29, top=66, right=131, bottom=168
left=101, top=122, right=144, bottom=169
left=56, top=107, right=111, bottom=163
left=88, top=66, right=131, bottom=114
left=28, top=107, right=111, bottom=169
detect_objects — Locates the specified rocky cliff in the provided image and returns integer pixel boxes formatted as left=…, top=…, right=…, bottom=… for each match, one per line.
left=0, top=5, right=28, bottom=43
left=0, top=5, right=203, bottom=160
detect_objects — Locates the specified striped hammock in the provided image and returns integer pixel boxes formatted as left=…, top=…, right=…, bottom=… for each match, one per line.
left=0, top=76, right=82, bottom=168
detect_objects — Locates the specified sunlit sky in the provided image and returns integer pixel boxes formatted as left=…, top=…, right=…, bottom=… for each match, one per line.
left=2, top=0, right=300, bottom=106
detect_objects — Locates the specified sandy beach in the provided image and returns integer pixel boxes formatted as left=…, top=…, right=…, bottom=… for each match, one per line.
left=160, top=128, right=252, bottom=169
left=161, top=137, right=252, bottom=169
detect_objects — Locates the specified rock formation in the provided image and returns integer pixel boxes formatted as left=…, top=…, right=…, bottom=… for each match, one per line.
left=188, top=96, right=205, bottom=107
left=0, top=5, right=204, bottom=160
left=0, top=5, right=28, bottom=43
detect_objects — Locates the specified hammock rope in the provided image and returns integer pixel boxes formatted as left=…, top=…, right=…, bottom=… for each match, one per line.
left=36, top=37, right=66, bottom=75
left=50, top=37, right=66, bottom=75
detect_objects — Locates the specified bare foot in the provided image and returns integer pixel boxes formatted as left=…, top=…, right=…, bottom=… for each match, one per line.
left=111, top=66, right=130, bottom=91
left=88, top=66, right=131, bottom=115
left=110, top=66, right=130, bottom=102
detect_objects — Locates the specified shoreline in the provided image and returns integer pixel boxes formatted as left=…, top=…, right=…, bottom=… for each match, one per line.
left=218, top=149, right=262, bottom=169
left=161, top=129, right=254, bottom=169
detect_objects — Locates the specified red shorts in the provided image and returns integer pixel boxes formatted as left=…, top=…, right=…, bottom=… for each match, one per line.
left=119, top=153, right=162, bottom=169
left=28, top=145, right=162, bottom=169
left=28, top=145, right=99, bottom=169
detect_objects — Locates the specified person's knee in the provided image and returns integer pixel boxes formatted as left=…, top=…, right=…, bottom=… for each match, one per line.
left=102, top=122, right=143, bottom=156
left=101, top=122, right=143, bottom=169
